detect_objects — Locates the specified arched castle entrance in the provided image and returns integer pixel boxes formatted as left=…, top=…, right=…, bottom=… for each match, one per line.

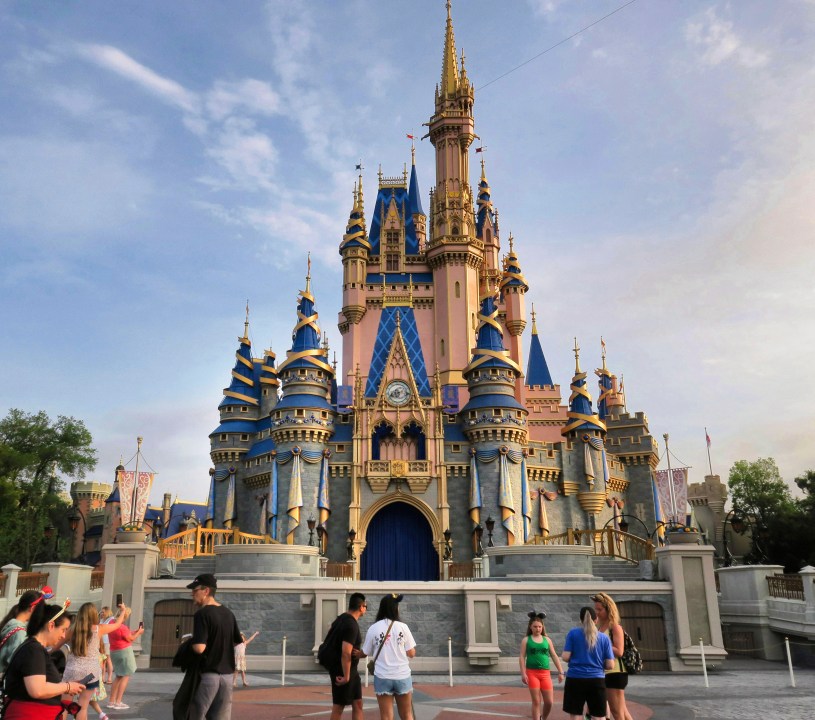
left=360, top=500, right=439, bottom=581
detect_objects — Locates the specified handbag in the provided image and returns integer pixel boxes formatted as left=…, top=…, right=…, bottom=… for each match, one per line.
left=366, top=620, right=395, bottom=674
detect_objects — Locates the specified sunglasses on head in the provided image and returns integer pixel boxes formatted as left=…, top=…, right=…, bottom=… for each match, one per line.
left=528, top=611, right=546, bottom=621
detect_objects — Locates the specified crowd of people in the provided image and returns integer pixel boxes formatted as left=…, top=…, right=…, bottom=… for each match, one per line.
left=1, top=579, right=635, bottom=720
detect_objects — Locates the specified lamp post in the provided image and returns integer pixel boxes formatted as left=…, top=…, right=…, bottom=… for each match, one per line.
left=347, top=529, right=356, bottom=561
left=316, top=525, right=325, bottom=556
left=602, top=513, right=651, bottom=538
left=723, top=508, right=768, bottom=565
left=68, top=506, right=87, bottom=562
left=473, top=524, right=484, bottom=558
left=43, top=525, right=60, bottom=561
left=152, top=515, right=164, bottom=543
left=485, top=516, right=495, bottom=547
left=307, top=516, right=316, bottom=547
left=443, top=528, right=452, bottom=561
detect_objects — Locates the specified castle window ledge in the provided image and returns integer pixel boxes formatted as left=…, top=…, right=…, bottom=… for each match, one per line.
left=465, top=645, right=501, bottom=666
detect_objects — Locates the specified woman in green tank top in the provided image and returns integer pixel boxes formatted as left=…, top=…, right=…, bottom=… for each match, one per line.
left=519, top=611, right=564, bottom=720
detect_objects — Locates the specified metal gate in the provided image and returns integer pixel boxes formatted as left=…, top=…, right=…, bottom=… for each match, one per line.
left=618, top=601, right=670, bottom=671
left=149, top=599, right=196, bottom=669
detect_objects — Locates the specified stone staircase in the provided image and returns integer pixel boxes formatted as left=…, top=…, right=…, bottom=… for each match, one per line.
left=591, top=556, right=647, bottom=582
left=170, top=556, right=216, bottom=580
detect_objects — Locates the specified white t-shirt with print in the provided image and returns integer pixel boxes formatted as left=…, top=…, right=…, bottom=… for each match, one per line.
left=362, top=619, right=416, bottom=679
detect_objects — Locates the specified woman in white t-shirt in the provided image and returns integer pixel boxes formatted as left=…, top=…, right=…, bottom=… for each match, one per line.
left=362, top=594, right=417, bottom=720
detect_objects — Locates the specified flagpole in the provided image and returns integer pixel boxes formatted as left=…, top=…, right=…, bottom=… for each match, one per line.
left=705, top=427, right=714, bottom=476
left=131, top=436, right=143, bottom=526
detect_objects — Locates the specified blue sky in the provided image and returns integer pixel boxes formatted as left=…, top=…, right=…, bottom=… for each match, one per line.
left=1, top=0, right=813, bottom=505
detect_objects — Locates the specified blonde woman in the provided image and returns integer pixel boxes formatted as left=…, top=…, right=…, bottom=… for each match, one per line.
left=106, top=607, right=144, bottom=710
left=591, top=593, right=633, bottom=720
left=561, top=606, right=614, bottom=720
left=63, top=603, right=126, bottom=720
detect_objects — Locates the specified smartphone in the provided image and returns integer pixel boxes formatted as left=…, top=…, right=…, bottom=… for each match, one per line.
left=139, top=621, right=144, bottom=629
left=115, top=593, right=123, bottom=607
left=78, top=673, right=95, bottom=686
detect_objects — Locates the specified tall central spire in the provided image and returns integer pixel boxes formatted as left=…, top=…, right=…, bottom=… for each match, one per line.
left=441, top=0, right=459, bottom=96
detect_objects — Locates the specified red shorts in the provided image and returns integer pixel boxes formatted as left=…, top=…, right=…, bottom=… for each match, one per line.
left=526, top=668, right=553, bottom=690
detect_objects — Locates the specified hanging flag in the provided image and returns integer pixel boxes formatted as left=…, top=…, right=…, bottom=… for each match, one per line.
left=132, top=472, right=154, bottom=527
left=116, top=470, right=135, bottom=528
left=317, top=452, right=331, bottom=547
left=224, top=469, right=236, bottom=526
left=287, top=453, right=303, bottom=544
left=538, top=491, right=550, bottom=535
left=269, top=459, right=279, bottom=540
left=469, top=450, right=482, bottom=525
left=705, top=429, right=712, bottom=448
left=258, top=495, right=267, bottom=535
left=583, top=441, right=596, bottom=486
left=498, top=449, right=516, bottom=545
left=521, top=457, right=531, bottom=543
left=406, top=133, right=414, bottom=139
left=475, top=146, right=484, bottom=153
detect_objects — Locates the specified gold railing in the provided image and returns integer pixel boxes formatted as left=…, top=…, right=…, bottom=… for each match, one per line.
left=90, top=570, right=105, bottom=590
left=528, top=528, right=654, bottom=563
left=767, top=574, right=804, bottom=600
left=158, top=526, right=277, bottom=560
left=447, top=562, right=475, bottom=580
left=324, top=562, right=353, bottom=580
left=17, top=572, right=49, bottom=595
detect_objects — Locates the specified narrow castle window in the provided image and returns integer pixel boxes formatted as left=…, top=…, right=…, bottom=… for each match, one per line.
left=440, top=338, right=445, bottom=356
left=455, top=281, right=460, bottom=298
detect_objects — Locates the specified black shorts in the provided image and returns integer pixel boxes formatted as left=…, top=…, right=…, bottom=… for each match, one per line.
left=605, top=672, right=628, bottom=690
left=562, top=676, right=607, bottom=717
left=329, top=671, right=362, bottom=706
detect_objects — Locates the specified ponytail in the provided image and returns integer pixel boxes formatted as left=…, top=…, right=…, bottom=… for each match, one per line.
left=0, top=590, right=41, bottom=629
left=579, top=606, right=598, bottom=649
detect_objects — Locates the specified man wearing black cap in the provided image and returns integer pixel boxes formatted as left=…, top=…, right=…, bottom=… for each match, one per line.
left=186, top=573, right=242, bottom=720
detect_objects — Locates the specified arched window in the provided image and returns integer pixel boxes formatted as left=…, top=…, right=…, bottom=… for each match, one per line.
left=440, top=338, right=445, bottom=356
left=454, top=281, right=460, bottom=298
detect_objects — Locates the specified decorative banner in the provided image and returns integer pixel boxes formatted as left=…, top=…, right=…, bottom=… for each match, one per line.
left=442, top=385, right=460, bottom=413
left=469, top=449, right=482, bottom=526
left=223, top=469, right=237, bottom=527
left=583, top=441, right=595, bottom=486
left=337, top=385, right=353, bottom=411
left=317, top=451, right=331, bottom=548
left=655, top=468, right=688, bottom=524
left=258, top=495, right=267, bottom=535
left=521, top=457, right=531, bottom=543
left=538, top=491, right=557, bottom=535
left=132, top=472, right=154, bottom=527
left=652, top=475, right=666, bottom=543
left=268, top=457, right=279, bottom=540
left=498, top=447, right=516, bottom=545
left=287, top=451, right=303, bottom=545
left=205, top=473, right=215, bottom=527
left=116, top=470, right=135, bottom=528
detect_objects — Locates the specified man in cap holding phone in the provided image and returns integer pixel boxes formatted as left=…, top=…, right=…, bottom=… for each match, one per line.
left=186, top=573, right=242, bottom=720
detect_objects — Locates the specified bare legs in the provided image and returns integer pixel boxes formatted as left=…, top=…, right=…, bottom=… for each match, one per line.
left=607, top=688, right=633, bottom=720
left=109, top=675, right=131, bottom=706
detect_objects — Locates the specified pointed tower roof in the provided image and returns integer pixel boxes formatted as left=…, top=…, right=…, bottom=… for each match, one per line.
left=340, top=172, right=370, bottom=252
left=463, top=276, right=522, bottom=377
left=219, top=304, right=260, bottom=408
left=259, top=346, right=279, bottom=391
left=475, top=158, right=494, bottom=238
left=368, top=174, right=419, bottom=256
left=525, top=305, right=554, bottom=387
left=440, top=0, right=459, bottom=97
left=365, top=306, right=431, bottom=397
left=595, top=337, right=613, bottom=421
left=499, top=234, right=529, bottom=294
left=408, top=150, right=425, bottom=217
left=562, top=338, right=606, bottom=435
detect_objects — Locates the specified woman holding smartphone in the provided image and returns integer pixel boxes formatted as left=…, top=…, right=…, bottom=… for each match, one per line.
left=106, top=608, right=144, bottom=710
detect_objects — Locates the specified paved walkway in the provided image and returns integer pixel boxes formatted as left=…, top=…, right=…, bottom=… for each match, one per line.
left=104, top=658, right=813, bottom=720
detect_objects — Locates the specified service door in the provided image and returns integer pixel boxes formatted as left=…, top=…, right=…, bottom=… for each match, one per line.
left=149, top=599, right=196, bottom=669
left=618, top=600, right=670, bottom=672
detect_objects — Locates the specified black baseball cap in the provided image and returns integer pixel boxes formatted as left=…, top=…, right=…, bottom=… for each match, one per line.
left=186, top=573, right=217, bottom=590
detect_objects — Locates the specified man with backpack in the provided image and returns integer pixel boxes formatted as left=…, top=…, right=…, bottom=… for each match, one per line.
left=320, top=593, right=367, bottom=720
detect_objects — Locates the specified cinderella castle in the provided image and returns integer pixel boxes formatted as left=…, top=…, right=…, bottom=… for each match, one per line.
left=203, top=2, right=660, bottom=582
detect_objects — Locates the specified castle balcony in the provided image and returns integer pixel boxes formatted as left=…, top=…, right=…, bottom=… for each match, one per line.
left=365, top=459, right=432, bottom=494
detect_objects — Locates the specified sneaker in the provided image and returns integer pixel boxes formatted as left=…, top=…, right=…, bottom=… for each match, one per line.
left=99, top=714, right=110, bottom=720
left=106, top=704, right=120, bottom=710
left=116, top=704, right=129, bottom=710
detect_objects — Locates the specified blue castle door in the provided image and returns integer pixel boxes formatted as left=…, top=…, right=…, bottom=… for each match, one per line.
left=360, top=502, right=439, bottom=581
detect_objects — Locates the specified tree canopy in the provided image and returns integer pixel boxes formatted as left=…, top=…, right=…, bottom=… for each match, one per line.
left=0, top=409, right=97, bottom=568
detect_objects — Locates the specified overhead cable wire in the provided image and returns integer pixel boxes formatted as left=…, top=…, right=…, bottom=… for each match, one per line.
left=477, top=0, right=640, bottom=92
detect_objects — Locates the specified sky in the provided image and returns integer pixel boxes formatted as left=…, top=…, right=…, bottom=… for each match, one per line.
left=1, top=0, right=813, bottom=507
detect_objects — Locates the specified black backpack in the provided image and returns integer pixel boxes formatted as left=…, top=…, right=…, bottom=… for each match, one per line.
left=317, top=617, right=341, bottom=669
left=621, top=630, right=643, bottom=674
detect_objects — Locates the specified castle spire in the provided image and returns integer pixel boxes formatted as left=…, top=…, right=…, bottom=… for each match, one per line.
left=562, top=337, right=606, bottom=436
left=595, top=337, right=621, bottom=420
left=441, top=0, right=459, bottom=97
left=525, top=304, right=554, bottom=387
left=219, top=312, right=259, bottom=409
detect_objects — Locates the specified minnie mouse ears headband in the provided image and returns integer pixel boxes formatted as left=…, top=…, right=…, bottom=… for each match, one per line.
left=29, top=585, right=56, bottom=611
left=391, top=593, right=404, bottom=603
left=528, top=610, right=546, bottom=620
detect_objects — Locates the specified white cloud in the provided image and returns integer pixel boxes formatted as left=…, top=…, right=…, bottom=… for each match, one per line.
left=205, top=79, right=282, bottom=122
left=76, top=43, right=202, bottom=113
left=686, top=8, right=769, bottom=68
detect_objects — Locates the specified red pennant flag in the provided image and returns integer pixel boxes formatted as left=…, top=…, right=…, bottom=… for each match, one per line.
left=406, top=133, right=414, bottom=139
left=475, top=146, right=483, bottom=153
left=705, top=430, right=711, bottom=448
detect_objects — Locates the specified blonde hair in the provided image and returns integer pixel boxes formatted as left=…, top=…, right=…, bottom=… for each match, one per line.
left=72, top=603, right=99, bottom=657
left=592, top=592, right=621, bottom=626
left=580, top=606, right=598, bottom=649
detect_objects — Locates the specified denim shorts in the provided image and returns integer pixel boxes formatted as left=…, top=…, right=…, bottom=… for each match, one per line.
left=373, top=675, right=413, bottom=696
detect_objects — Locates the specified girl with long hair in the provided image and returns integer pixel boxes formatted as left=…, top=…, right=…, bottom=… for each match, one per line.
left=591, top=593, right=633, bottom=720
left=0, top=590, right=42, bottom=674
left=519, top=611, right=564, bottom=720
left=361, top=594, right=416, bottom=720
left=63, top=602, right=126, bottom=720
left=3, top=601, right=86, bottom=720
left=561, top=606, right=615, bottom=720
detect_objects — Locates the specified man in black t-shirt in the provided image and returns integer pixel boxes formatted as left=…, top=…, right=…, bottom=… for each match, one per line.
left=328, top=592, right=367, bottom=720
left=186, top=573, right=242, bottom=720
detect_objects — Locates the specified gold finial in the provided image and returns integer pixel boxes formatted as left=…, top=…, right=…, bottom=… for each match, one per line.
left=508, top=233, right=514, bottom=254
left=441, top=0, right=459, bottom=96
left=352, top=181, right=357, bottom=208
left=531, top=304, right=538, bottom=335
left=411, top=143, right=416, bottom=166
left=403, top=163, right=408, bottom=183
left=573, top=337, right=582, bottom=374
left=357, top=168, right=365, bottom=214
left=480, top=155, right=486, bottom=178
left=395, top=309, right=401, bottom=328
left=378, top=164, right=383, bottom=184
left=322, top=332, right=329, bottom=351
left=600, top=336, right=607, bottom=370
left=332, top=351, right=337, bottom=372
left=305, top=253, right=312, bottom=294
left=241, top=300, right=250, bottom=341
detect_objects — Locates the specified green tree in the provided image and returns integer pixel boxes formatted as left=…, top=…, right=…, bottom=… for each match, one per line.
left=0, top=409, right=97, bottom=568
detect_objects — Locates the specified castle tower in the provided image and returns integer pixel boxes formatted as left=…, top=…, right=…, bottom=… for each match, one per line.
left=524, top=306, right=568, bottom=443
left=70, top=479, right=111, bottom=560
left=426, top=0, right=480, bottom=386
left=209, top=309, right=261, bottom=529
left=461, top=274, right=528, bottom=548
left=101, top=464, right=124, bottom=551
left=408, top=146, right=426, bottom=251
left=596, top=338, right=614, bottom=422
left=271, top=261, right=335, bottom=544
left=475, top=158, right=500, bottom=279
left=339, top=171, right=370, bottom=378
left=259, top=346, right=279, bottom=416
left=499, top=234, right=529, bottom=399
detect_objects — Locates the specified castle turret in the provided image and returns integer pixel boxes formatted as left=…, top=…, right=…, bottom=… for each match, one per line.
left=408, top=146, right=426, bottom=250
left=259, top=347, right=279, bottom=416
left=339, top=170, right=369, bottom=330
left=499, top=234, right=528, bottom=398
left=272, top=260, right=335, bottom=544
left=427, top=0, right=480, bottom=386
left=476, top=158, right=500, bottom=279
left=461, top=275, right=528, bottom=547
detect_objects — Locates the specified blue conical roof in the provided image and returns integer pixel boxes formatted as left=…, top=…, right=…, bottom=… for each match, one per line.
left=340, top=176, right=370, bottom=253
left=526, top=313, right=554, bottom=387
left=500, top=238, right=529, bottom=294
left=596, top=345, right=613, bottom=421
left=475, top=166, right=494, bottom=238
left=562, top=341, right=606, bottom=435
left=463, top=284, right=521, bottom=377
left=219, top=324, right=260, bottom=408
left=408, top=160, right=424, bottom=217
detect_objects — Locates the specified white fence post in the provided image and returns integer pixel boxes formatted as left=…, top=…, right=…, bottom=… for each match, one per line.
left=281, top=635, right=287, bottom=686
left=699, top=638, right=708, bottom=688
left=448, top=636, right=453, bottom=687
left=785, top=637, right=796, bottom=688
